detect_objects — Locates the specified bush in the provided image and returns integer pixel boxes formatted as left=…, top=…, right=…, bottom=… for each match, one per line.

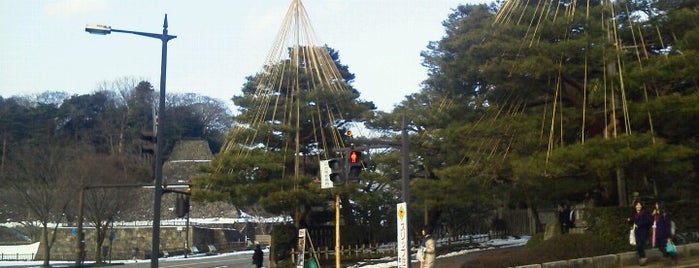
left=523, top=233, right=544, bottom=248
left=584, top=206, right=631, bottom=252
left=460, top=234, right=615, bottom=268
left=271, top=224, right=297, bottom=262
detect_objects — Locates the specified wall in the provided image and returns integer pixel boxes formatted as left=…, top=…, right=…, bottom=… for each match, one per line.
left=37, top=223, right=251, bottom=261
left=37, top=226, right=192, bottom=261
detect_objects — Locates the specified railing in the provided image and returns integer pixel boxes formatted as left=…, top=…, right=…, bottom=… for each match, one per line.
left=291, top=233, right=496, bottom=262
left=0, top=253, right=36, bottom=261
left=62, top=220, right=191, bottom=228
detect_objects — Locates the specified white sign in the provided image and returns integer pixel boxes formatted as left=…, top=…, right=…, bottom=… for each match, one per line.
left=319, top=160, right=333, bottom=189
left=296, top=228, right=307, bottom=268
left=396, top=202, right=409, bottom=268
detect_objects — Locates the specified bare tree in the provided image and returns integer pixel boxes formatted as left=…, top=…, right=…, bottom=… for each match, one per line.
left=1, top=143, right=78, bottom=268
left=71, top=152, right=144, bottom=264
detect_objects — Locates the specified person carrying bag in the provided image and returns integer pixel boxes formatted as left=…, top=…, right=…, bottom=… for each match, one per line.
left=652, top=201, right=678, bottom=265
left=628, top=201, right=652, bottom=266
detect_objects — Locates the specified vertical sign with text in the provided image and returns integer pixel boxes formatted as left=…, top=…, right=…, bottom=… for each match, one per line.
left=396, top=202, right=409, bottom=268
left=319, top=160, right=333, bottom=189
left=296, top=228, right=307, bottom=268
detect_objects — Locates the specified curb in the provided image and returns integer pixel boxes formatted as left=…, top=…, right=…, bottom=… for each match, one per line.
left=512, top=243, right=699, bottom=268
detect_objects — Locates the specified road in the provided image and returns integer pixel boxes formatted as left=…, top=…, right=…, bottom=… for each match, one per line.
left=114, top=252, right=262, bottom=268
left=103, top=250, right=699, bottom=268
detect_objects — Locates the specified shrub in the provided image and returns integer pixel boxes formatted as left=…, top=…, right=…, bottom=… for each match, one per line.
left=275, top=259, right=296, bottom=268
left=584, top=206, right=631, bottom=252
left=271, top=224, right=297, bottom=262
left=523, top=233, right=544, bottom=248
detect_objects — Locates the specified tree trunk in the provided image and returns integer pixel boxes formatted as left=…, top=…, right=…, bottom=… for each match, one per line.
left=528, top=205, right=541, bottom=234
left=1, top=134, right=6, bottom=174
left=616, top=167, right=627, bottom=206
left=41, top=226, right=50, bottom=268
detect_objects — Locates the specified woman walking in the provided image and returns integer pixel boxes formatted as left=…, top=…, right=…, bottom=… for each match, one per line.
left=652, top=201, right=678, bottom=265
left=628, top=201, right=652, bottom=266
left=418, top=226, right=436, bottom=268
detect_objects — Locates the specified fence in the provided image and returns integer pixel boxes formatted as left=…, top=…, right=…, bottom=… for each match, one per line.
left=291, top=233, right=495, bottom=263
left=0, top=253, right=36, bottom=261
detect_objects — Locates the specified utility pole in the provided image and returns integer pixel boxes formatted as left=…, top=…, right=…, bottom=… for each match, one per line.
left=400, top=113, right=411, bottom=266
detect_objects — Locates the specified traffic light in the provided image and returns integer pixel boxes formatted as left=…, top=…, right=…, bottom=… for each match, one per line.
left=346, top=150, right=363, bottom=181
left=327, top=158, right=345, bottom=186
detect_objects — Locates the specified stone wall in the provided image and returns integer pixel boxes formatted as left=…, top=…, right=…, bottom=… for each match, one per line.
left=38, top=226, right=192, bottom=261
left=37, top=223, right=251, bottom=261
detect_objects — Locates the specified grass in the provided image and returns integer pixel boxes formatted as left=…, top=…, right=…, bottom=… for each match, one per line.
left=459, top=233, right=617, bottom=268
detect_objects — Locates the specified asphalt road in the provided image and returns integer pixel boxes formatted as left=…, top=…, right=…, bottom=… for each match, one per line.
left=109, top=253, right=261, bottom=268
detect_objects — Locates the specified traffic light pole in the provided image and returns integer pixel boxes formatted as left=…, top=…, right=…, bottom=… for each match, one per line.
left=75, top=186, right=85, bottom=267
left=335, top=194, right=341, bottom=268
left=184, top=211, right=190, bottom=258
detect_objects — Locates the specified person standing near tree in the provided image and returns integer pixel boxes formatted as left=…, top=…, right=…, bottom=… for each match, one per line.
left=559, top=203, right=572, bottom=234
left=252, top=244, right=263, bottom=268
left=419, top=226, right=436, bottom=268
left=569, top=204, right=576, bottom=230
left=628, top=201, right=652, bottom=266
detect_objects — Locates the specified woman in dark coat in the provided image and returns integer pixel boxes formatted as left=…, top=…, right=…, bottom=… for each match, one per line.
left=653, top=201, right=678, bottom=262
left=628, top=200, right=652, bottom=265
left=252, top=244, right=264, bottom=268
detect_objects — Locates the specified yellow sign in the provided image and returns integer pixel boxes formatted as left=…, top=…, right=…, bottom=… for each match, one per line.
left=396, top=202, right=409, bottom=268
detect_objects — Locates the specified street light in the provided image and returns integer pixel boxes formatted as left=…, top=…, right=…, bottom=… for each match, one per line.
left=85, top=14, right=176, bottom=268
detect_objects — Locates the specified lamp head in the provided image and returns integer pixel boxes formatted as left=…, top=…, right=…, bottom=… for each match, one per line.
left=85, top=24, right=112, bottom=35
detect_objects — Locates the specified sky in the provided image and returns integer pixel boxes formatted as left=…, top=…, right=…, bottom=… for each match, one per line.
left=0, top=0, right=487, bottom=112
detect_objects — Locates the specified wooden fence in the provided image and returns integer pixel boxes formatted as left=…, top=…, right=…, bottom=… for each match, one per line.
left=291, top=233, right=495, bottom=262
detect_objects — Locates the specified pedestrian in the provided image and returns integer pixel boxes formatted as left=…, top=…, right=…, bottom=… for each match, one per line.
left=252, top=244, right=264, bottom=268
left=131, top=247, right=139, bottom=262
left=652, top=201, right=678, bottom=265
left=559, top=203, right=571, bottom=234
left=568, top=204, right=576, bottom=230
left=418, top=226, right=436, bottom=268
left=628, top=200, right=652, bottom=266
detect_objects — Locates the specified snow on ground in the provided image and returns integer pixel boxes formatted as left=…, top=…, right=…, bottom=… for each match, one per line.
left=0, top=236, right=529, bottom=267
left=0, top=249, right=263, bottom=268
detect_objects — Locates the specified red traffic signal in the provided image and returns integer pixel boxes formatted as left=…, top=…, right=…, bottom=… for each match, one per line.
left=348, top=150, right=361, bottom=164
left=347, top=150, right=363, bottom=181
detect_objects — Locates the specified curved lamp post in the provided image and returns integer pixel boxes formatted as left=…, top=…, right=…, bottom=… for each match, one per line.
left=85, top=14, right=176, bottom=268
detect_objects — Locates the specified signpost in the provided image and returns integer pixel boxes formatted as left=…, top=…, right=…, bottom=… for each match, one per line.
left=296, top=228, right=307, bottom=268
left=396, top=202, right=409, bottom=268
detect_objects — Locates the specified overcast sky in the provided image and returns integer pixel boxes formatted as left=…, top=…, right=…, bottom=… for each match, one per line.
left=1, top=0, right=486, bottom=112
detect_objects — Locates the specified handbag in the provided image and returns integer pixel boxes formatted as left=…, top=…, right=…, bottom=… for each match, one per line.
left=666, top=239, right=677, bottom=254
left=416, top=246, right=425, bottom=261
left=629, top=226, right=636, bottom=246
